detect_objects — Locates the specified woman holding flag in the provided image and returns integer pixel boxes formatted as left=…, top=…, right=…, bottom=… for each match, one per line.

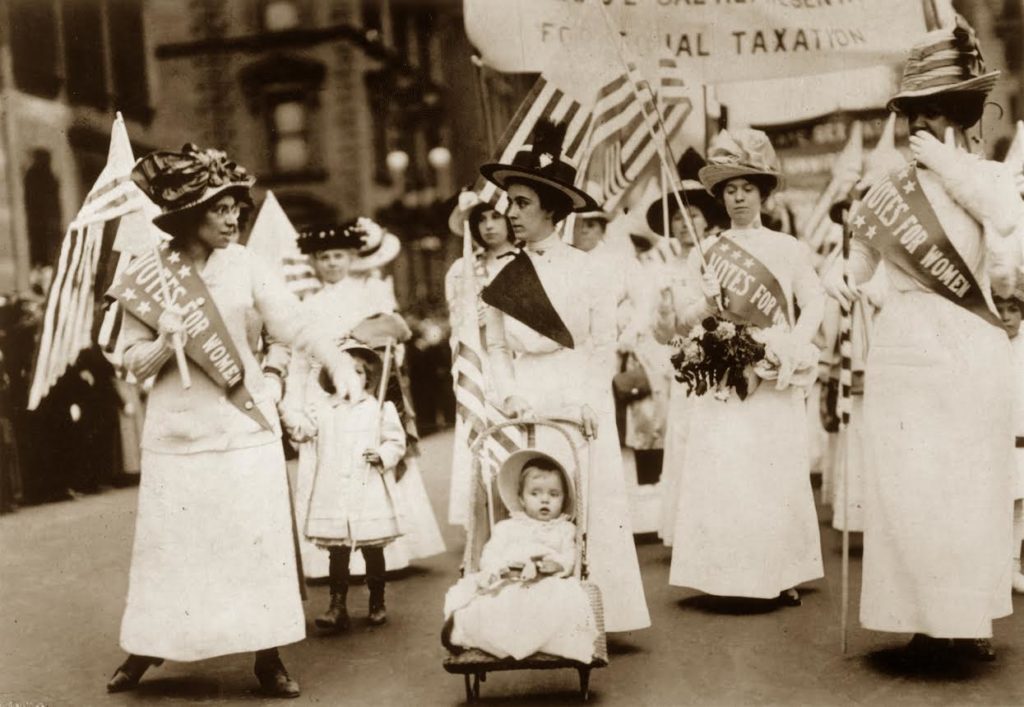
left=477, top=120, right=650, bottom=633
left=665, top=129, right=825, bottom=606
left=824, top=17, right=1024, bottom=661
left=106, top=144, right=359, bottom=697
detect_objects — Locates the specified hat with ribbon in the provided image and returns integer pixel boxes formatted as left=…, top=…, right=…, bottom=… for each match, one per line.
left=447, top=189, right=510, bottom=244
left=698, top=129, right=783, bottom=195
left=298, top=216, right=400, bottom=271
left=132, top=144, right=255, bottom=231
left=497, top=449, right=576, bottom=519
left=646, top=147, right=728, bottom=234
left=887, top=15, right=1000, bottom=114
left=480, top=120, right=599, bottom=214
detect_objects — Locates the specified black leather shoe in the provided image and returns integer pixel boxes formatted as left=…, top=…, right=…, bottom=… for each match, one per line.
left=315, top=593, right=350, bottom=633
left=106, top=655, right=163, bottom=693
left=254, top=652, right=301, bottom=698
left=953, top=638, right=997, bottom=662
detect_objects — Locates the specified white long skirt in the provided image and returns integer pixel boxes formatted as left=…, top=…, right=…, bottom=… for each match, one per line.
left=860, top=291, right=1013, bottom=637
left=448, top=415, right=474, bottom=527
left=670, top=385, right=824, bottom=598
left=119, top=442, right=305, bottom=661
left=658, top=380, right=692, bottom=546
left=292, top=449, right=445, bottom=578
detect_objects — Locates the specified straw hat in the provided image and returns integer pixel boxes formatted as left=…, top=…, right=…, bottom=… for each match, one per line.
left=645, top=148, right=728, bottom=234
left=132, top=144, right=255, bottom=231
left=480, top=120, right=599, bottom=214
left=698, top=129, right=782, bottom=195
left=496, top=449, right=576, bottom=519
left=887, top=15, right=999, bottom=114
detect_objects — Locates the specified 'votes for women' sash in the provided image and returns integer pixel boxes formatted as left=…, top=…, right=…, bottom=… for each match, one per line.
left=107, top=243, right=273, bottom=430
left=847, top=164, right=1002, bottom=329
left=706, top=237, right=791, bottom=329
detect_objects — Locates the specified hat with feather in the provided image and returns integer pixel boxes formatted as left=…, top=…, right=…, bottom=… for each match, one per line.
left=480, top=120, right=599, bottom=214
left=132, top=143, right=255, bottom=232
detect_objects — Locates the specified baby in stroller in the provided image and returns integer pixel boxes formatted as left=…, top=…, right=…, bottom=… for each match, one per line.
left=443, top=449, right=599, bottom=663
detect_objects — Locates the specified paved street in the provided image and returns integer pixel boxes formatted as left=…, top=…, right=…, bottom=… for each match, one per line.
left=3, top=430, right=1024, bottom=706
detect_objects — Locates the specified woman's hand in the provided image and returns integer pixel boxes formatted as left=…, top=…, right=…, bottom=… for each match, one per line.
left=262, top=372, right=284, bottom=404
left=519, top=560, right=538, bottom=581
left=280, top=408, right=316, bottom=443
left=157, top=309, right=186, bottom=346
left=909, top=127, right=959, bottom=175
left=699, top=271, right=722, bottom=310
left=821, top=263, right=860, bottom=311
left=580, top=404, right=599, bottom=439
left=503, top=395, right=533, bottom=419
left=536, top=558, right=563, bottom=575
left=363, top=448, right=383, bottom=467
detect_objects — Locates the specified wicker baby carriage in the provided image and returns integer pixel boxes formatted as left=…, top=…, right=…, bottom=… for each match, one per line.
left=442, top=417, right=608, bottom=702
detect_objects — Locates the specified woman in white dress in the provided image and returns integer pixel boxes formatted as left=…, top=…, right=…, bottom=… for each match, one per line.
left=281, top=220, right=444, bottom=580
left=444, top=193, right=516, bottom=527
left=664, top=129, right=825, bottom=605
left=478, top=120, right=650, bottom=633
left=649, top=148, right=728, bottom=546
left=107, top=144, right=358, bottom=697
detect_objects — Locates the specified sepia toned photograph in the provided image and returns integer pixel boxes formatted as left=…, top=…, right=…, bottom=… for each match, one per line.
left=1, top=0, right=1023, bottom=704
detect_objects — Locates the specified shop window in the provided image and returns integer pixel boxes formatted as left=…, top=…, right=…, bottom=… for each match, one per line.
left=9, top=0, right=61, bottom=98
left=23, top=150, right=63, bottom=267
left=62, top=0, right=107, bottom=108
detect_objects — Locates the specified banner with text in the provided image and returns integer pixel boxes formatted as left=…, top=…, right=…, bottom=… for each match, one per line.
left=706, top=236, right=791, bottom=329
left=465, top=0, right=929, bottom=82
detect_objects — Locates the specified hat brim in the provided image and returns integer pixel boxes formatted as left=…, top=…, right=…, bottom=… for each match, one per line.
left=480, top=163, right=599, bottom=214
left=496, top=449, right=576, bottom=519
left=348, top=232, right=401, bottom=273
left=152, top=183, right=254, bottom=231
left=645, top=186, right=727, bottom=234
left=698, top=165, right=781, bottom=194
left=886, top=72, right=1000, bottom=113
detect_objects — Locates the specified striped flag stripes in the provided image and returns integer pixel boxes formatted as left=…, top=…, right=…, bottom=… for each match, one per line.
left=474, top=74, right=591, bottom=213
left=580, top=55, right=692, bottom=211
left=836, top=227, right=854, bottom=429
left=28, top=114, right=150, bottom=408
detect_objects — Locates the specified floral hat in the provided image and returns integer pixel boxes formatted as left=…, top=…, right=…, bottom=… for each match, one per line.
left=480, top=119, right=599, bottom=214
left=298, top=217, right=400, bottom=271
left=496, top=449, right=576, bottom=519
left=887, top=15, right=999, bottom=114
left=132, top=144, right=255, bottom=231
left=698, top=129, right=782, bottom=195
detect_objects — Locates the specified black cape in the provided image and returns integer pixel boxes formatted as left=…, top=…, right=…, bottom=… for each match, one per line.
left=481, top=251, right=574, bottom=350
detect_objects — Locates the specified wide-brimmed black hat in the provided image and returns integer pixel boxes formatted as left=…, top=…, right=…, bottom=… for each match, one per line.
left=645, top=148, right=728, bottom=234
left=480, top=120, right=599, bottom=213
left=132, top=144, right=255, bottom=231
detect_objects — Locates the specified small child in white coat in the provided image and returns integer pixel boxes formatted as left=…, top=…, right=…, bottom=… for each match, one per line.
left=443, top=451, right=598, bottom=662
left=302, top=344, right=406, bottom=630
left=995, top=295, right=1024, bottom=593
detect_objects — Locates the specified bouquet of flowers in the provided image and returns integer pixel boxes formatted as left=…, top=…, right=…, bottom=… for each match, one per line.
left=670, top=316, right=766, bottom=401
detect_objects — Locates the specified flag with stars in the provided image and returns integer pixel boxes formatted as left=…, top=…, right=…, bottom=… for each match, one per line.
left=27, top=113, right=155, bottom=410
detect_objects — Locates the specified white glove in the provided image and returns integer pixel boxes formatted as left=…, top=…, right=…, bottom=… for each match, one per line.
left=821, top=259, right=860, bottom=311
left=699, top=271, right=722, bottom=309
left=909, top=128, right=959, bottom=176
left=280, top=407, right=316, bottom=443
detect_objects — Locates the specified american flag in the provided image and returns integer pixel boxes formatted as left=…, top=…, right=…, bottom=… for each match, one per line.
left=452, top=204, right=522, bottom=536
left=580, top=56, right=693, bottom=211
left=27, top=114, right=152, bottom=409
left=836, top=226, right=854, bottom=430
left=474, top=74, right=592, bottom=213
